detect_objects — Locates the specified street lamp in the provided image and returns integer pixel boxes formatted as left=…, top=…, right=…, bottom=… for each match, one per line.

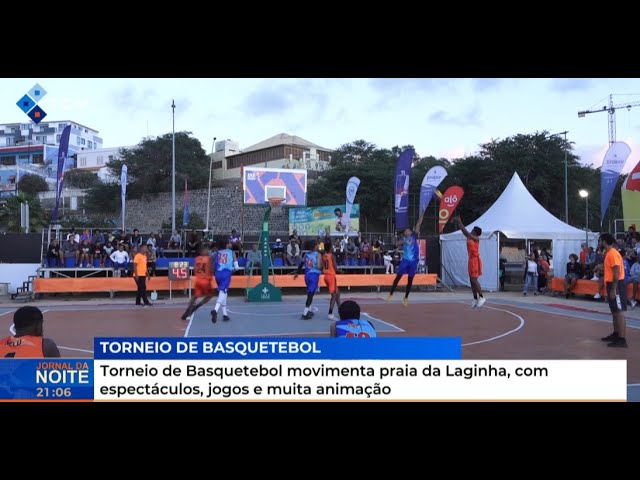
left=579, top=189, right=589, bottom=246
left=205, top=137, right=217, bottom=233
left=550, top=131, right=569, bottom=223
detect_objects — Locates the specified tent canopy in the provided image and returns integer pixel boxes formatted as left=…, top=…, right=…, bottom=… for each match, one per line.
left=440, top=172, right=591, bottom=241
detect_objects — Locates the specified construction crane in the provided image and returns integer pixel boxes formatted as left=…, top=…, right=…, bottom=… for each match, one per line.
left=578, top=94, right=640, bottom=145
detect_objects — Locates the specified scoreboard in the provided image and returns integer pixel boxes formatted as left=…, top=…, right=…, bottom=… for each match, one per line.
left=168, top=261, right=190, bottom=280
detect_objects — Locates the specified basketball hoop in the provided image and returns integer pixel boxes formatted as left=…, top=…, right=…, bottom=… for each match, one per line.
left=268, top=197, right=285, bottom=214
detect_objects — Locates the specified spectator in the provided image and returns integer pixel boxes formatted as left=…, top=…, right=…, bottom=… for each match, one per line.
left=93, top=229, right=105, bottom=246
left=246, top=244, right=262, bottom=274
left=117, top=231, right=130, bottom=252
left=334, top=238, right=344, bottom=265
left=523, top=252, right=538, bottom=296
left=360, top=238, right=370, bottom=264
left=289, top=229, right=302, bottom=248
left=537, top=254, right=550, bottom=294
left=0, top=306, right=60, bottom=358
left=169, top=230, right=182, bottom=249
left=579, top=243, right=588, bottom=272
left=345, top=238, right=358, bottom=263
left=584, top=246, right=596, bottom=279
left=316, top=236, right=325, bottom=253
left=593, top=246, right=607, bottom=300
left=499, top=257, right=507, bottom=291
left=329, top=300, right=376, bottom=338
left=628, top=256, right=639, bottom=309
left=130, top=229, right=143, bottom=248
left=146, top=232, right=157, bottom=250
left=624, top=225, right=638, bottom=248
left=371, top=237, right=383, bottom=265
left=271, top=238, right=285, bottom=263
left=186, top=232, right=200, bottom=257
left=103, top=241, right=114, bottom=267
left=93, top=241, right=105, bottom=267
left=286, top=238, right=301, bottom=266
left=384, top=251, right=394, bottom=274
left=78, top=239, right=92, bottom=267
left=110, top=244, right=130, bottom=277
left=147, top=243, right=157, bottom=276
left=64, top=237, right=80, bottom=267
left=80, top=228, right=92, bottom=244
left=564, top=253, right=583, bottom=298
left=540, top=247, right=552, bottom=263
left=66, top=228, right=80, bottom=244
left=46, top=239, right=64, bottom=267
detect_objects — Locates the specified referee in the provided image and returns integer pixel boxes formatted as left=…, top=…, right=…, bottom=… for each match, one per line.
left=133, top=245, right=152, bottom=307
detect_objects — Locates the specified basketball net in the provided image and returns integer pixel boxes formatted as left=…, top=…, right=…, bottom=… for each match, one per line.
left=268, top=197, right=284, bottom=214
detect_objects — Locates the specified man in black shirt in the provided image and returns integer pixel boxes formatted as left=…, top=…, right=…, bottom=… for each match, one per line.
left=46, top=239, right=64, bottom=267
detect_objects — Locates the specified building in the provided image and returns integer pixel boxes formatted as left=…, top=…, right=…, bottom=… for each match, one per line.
left=212, top=133, right=332, bottom=179
left=75, top=146, right=133, bottom=183
left=0, top=120, right=103, bottom=196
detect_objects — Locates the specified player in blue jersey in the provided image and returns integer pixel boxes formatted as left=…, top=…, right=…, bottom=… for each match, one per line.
left=294, top=240, right=322, bottom=320
left=386, top=220, right=422, bottom=307
left=330, top=300, right=376, bottom=338
left=211, top=238, right=239, bottom=324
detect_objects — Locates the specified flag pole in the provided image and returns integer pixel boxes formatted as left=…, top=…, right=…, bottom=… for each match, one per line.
left=171, top=100, right=176, bottom=233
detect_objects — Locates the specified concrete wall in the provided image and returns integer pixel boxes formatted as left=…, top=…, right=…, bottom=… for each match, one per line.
left=0, top=263, right=39, bottom=294
left=124, top=180, right=290, bottom=237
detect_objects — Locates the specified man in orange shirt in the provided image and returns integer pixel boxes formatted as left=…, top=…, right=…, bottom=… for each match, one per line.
left=181, top=246, right=215, bottom=320
left=599, top=233, right=627, bottom=347
left=0, top=306, right=60, bottom=358
left=133, top=245, right=152, bottom=306
left=454, top=217, right=486, bottom=308
left=322, top=242, right=343, bottom=320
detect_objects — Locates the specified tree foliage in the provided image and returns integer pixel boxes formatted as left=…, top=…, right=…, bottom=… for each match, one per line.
left=0, top=192, right=48, bottom=232
left=106, top=132, right=211, bottom=198
left=84, top=183, right=121, bottom=214
left=64, top=169, right=101, bottom=189
left=18, top=173, right=48, bottom=195
left=308, top=132, right=624, bottom=235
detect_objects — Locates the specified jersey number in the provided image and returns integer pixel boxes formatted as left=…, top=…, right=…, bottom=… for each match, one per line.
left=306, top=257, right=316, bottom=269
left=345, top=332, right=371, bottom=338
left=219, top=253, right=229, bottom=265
left=323, top=259, right=330, bottom=270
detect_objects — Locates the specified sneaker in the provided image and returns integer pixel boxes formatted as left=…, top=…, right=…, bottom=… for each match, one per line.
left=601, top=332, right=618, bottom=342
left=402, top=297, right=409, bottom=307
left=591, top=276, right=598, bottom=281
left=328, top=314, right=335, bottom=321
left=301, top=313, right=313, bottom=320
left=631, top=299, right=637, bottom=309
left=471, top=299, right=478, bottom=308
left=181, top=310, right=191, bottom=320
left=223, top=315, right=230, bottom=322
left=211, top=310, right=217, bottom=324
left=307, top=311, right=314, bottom=318
left=386, top=294, right=393, bottom=302
left=476, top=297, right=486, bottom=308
left=594, top=293, right=601, bottom=299
left=607, top=337, right=627, bottom=348
left=523, top=292, right=527, bottom=296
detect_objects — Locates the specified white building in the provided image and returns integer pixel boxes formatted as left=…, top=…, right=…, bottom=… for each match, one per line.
left=0, top=120, right=103, bottom=150
left=212, top=133, right=332, bottom=180
left=75, top=146, right=132, bottom=183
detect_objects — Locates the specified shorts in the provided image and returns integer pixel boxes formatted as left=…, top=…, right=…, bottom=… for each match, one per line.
left=468, top=257, right=482, bottom=278
left=397, top=259, right=418, bottom=277
left=215, top=269, right=232, bottom=294
left=606, top=282, right=627, bottom=313
left=323, top=274, right=338, bottom=294
left=195, top=278, right=214, bottom=297
left=305, top=272, right=320, bottom=294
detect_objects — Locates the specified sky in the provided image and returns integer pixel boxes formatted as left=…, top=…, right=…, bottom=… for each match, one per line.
left=2, top=78, right=640, bottom=173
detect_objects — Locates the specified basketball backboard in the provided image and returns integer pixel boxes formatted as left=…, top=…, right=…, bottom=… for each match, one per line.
left=242, top=167, right=307, bottom=206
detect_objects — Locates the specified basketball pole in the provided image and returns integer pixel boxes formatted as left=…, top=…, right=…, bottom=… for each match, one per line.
left=247, top=200, right=282, bottom=302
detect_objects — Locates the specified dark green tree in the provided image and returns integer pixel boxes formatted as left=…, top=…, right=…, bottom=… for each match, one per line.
left=84, top=183, right=121, bottom=213
left=0, top=192, right=48, bottom=232
left=17, top=173, right=48, bottom=195
left=64, top=169, right=101, bottom=189
left=106, top=132, right=211, bottom=198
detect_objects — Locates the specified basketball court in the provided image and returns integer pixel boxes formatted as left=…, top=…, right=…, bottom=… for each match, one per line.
left=1, top=292, right=638, bottom=401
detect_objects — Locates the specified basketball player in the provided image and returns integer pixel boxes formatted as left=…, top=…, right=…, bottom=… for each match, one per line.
left=454, top=216, right=485, bottom=308
left=294, top=240, right=322, bottom=320
left=330, top=300, right=377, bottom=338
left=180, top=246, right=215, bottom=320
left=322, top=241, right=343, bottom=320
left=0, top=306, right=61, bottom=358
left=386, top=219, right=422, bottom=307
left=211, top=239, right=239, bottom=323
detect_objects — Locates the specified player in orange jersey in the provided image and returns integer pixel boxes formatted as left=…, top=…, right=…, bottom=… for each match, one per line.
left=0, top=306, right=60, bottom=358
left=322, top=241, right=343, bottom=320
left=181, top=246, right=216, bottom=320
left=454, top=216, right=486, bottom=308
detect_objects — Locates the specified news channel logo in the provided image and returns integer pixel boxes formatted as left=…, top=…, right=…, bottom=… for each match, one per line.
left=16, top=84, right=48, bottom=124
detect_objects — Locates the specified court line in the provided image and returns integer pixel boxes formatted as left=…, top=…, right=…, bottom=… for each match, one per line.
left=9, top=324, right=15, bottom=335
left=184, top=314, right=195, bottom=338
left=488, top=300, right=640, bottom=329
left=0, top=310, right=15, bottom=317
left=628, top=384, right=640, bottom=387
left=59, top=346, right=94, bottom=354
left=361, top=312, right=405, bottom=333
left=460, top=303, right=526, bottom=347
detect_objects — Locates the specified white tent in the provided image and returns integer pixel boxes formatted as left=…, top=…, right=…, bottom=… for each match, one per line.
left=439, top=172, right=598, bottom=291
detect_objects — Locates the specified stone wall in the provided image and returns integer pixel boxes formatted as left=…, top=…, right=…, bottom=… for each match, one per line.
left=124, top=180, right=290, bottom=238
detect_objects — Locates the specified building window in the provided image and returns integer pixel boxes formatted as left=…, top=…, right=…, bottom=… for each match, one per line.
left=21, top=124, right=31, bottom=131
left=58, top=124, right=67, bottom=132
left=79, top=157, right=87, bottom=167
left=32, top=154, right=43, bottom=164
left=213, top=161, right=222, bottom=169
left=97, top=156, right=103, bottom=165
left=77, top=136, right=82, bottom=144
left=6, top=138, right=15, bottom=147
left=1, top=156, right=16, bottom=166
left=18, top=154, right=29, bottom=160
left=88, top=141, right=93, bottom=148
left=81, top=138, right=86, bottom=145
left=108, top=155, right=114, bottom=162
left=56, top=134, right=61, bottom=143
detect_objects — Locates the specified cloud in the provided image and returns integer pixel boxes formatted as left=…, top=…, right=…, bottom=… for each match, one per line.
left=242, top=80, right=329, bottom=118
left=551, top=78, right=594, bottom=92
left=574, top=137, right=640, bottom=174
left=438, top=144, right=468, bottom=159
left=111, top=85, right=158, bottom=112
left=369, top=78, right=454, bottom=92
left=428, top=106, right=482, bottom=127
left=471, top=78, right=502, bottom=92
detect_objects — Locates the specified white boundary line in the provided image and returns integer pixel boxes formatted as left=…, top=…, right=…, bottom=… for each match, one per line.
left=460, top=303, right=526, bottom=347
left=184, top=314, right=195, bottom=338
left=362, top=312, right=405, bottom=332
left=0, top=310, right=15, bottom=317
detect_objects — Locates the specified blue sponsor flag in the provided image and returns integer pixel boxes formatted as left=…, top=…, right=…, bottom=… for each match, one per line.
left=394, top=149, right=415, bottom=231
left=53, top=125, right=71, bottom=224
left=600, top=142, right=631, bottom=225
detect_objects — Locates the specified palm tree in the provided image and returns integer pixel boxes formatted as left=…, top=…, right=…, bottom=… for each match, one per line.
left=0, top=192, right=48, bottom=233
